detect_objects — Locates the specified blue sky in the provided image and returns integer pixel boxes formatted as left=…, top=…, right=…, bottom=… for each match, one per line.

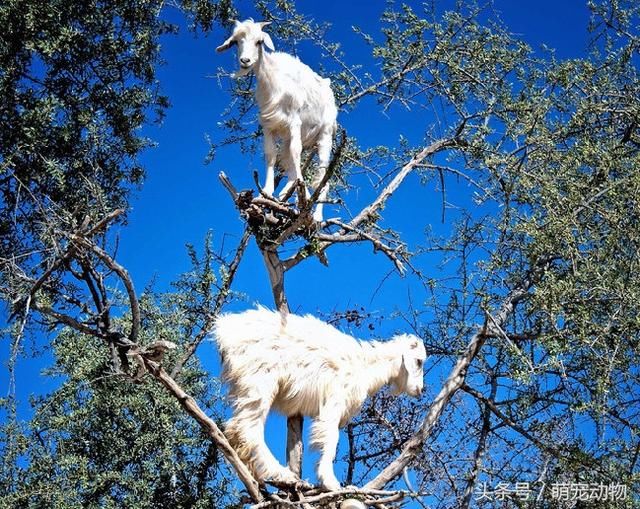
left=2, top=0, right=594, bottom=499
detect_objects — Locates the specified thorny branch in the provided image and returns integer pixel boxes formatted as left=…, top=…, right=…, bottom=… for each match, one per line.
left=348, top=138, right=457, bottom=229
left=66, top=234, right=141, bottom=344
left=460, top=373, right=497, bottom=509
left=139, top=355, right=263, bottom=502
left=460, top=383, right=612, bottom=479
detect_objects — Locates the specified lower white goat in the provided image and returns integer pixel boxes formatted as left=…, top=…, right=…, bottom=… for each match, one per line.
left=217, top=19, right=338, bottom=222
left=212, top=306, right=426, bottom=490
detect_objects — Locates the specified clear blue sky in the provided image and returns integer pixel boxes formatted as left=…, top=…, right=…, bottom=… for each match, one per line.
left=2, top=0, right=592, bottom=497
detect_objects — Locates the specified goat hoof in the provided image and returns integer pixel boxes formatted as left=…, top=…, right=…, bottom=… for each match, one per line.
left=295, top=479, right=314, bottom=490
left=265, top=468, right=299, bottom=487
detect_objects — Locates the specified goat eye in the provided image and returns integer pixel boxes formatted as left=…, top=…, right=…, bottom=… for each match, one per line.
left=416, top=359, right=423, bottom=368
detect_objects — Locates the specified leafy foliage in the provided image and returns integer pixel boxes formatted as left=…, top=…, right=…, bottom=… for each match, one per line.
left=1, top=326, right=234, bottom=509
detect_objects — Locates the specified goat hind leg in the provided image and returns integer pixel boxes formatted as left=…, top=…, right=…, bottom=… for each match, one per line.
left=276, top=150, right=297, bottom=200
left=262, top=131, right=277, bottom=196
left=311, top=131, right=333, bottom=222
left=226, top=402, right=297, bottom=484
left=278, top=128, right=309, bottom=201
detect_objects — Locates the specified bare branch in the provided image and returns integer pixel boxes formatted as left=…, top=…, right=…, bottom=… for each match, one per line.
left=460, top=375, right=497, bottom=509
left=460, top=383, right=611, bottom=478
left=261, top=249, right=289, bottom=315
left=12, top=209, right=124, bottom=313
left=31, top=301, right=107, bottom=339
left=315, top=219, right=407, bottom=274
left=68, top=235, right=140, bottom=344
left=348, top=138, right=456, bottom=229
left=364, top=278, right=533, bottom=490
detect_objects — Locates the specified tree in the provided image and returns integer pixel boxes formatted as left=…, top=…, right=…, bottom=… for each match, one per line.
left=2, top=0, right=640, bottom=508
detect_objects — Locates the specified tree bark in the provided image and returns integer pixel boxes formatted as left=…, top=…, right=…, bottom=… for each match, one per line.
left=287, top=414, right=304, bottom=477
left=260, top=248, right=304, bottom=477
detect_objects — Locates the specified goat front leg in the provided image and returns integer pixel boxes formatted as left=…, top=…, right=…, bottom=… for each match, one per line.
left=262, top=131, right=277, bottom=196
left=311, top=404, right=343, bottom=491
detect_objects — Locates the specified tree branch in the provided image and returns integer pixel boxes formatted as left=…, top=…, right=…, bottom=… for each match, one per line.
left=68, top=235, right=141, bottom=344
left=459, top=383, right=611, bottom=478
left=140, top=356, right=263, bottom=503
left=364, top=275, right=534, bottom=490
left=11, top=209, right=124, bottom=314
left=460, top=374, right=496, bottom=509
left=32, top=301, right=107, bottom=339
left=348, top=138, right=456, bottom=229
left=315, top=219, right=407, bottom=274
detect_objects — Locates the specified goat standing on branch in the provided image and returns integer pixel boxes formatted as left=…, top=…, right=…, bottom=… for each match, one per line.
left=212, top=306, right=426, bottom=490
left=217, top=19, right=338, bottom=222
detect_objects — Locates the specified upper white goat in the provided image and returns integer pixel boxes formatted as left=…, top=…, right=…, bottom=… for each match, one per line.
left=217, top=19, right=338, bottom=222
left=212, top=306, right=426, bottom=490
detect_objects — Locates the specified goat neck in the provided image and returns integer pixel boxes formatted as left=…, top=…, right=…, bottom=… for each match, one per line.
left=360, top=340, right=403, bottom=396
left=254, top=45, right=280, bottom=109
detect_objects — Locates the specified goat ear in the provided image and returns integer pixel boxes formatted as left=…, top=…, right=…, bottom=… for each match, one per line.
left=257, top=21, right=272, bottom=29
left=261, top=32, right=275, bottom=51
left=216, top=36, right=236, bottom=53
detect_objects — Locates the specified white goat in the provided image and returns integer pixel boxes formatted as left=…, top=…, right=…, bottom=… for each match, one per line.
left=217, top=19, right=338, bottom=222
left=212, top=306, right=426, bottom=490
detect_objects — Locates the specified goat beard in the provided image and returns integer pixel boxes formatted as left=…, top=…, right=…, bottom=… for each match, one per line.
left=232, top=65, right=252, bottom=78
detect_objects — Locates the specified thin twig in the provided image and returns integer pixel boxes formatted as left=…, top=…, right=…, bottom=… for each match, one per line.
left=171, top=227, right=252, bottom=377
left=69, top=236, right=140, bottom=344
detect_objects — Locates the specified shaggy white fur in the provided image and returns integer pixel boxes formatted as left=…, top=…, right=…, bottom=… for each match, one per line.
left=217, top=19, right=338, bottom=221
left=212, top=306, right=426, bottom=490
